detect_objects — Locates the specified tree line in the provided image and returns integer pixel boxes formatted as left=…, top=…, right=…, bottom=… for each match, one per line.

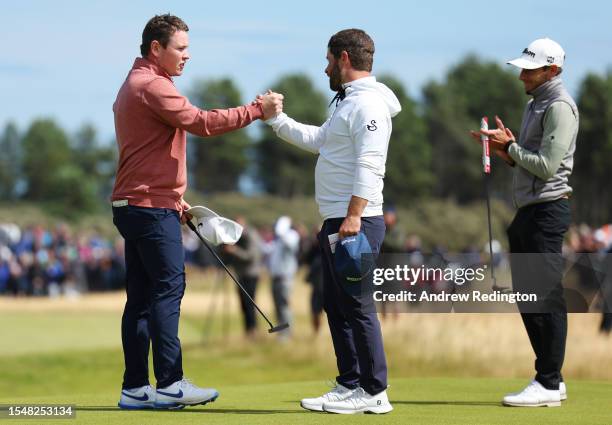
left=1, top=55, right=610, bottom=224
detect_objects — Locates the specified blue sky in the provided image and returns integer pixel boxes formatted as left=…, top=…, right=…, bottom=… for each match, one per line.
left=1, top=0, right=611, bottom=142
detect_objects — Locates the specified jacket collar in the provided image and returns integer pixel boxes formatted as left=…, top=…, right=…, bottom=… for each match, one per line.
left=132, top=57, right=173, bottom=81
left=531, top=75, right=563, bottom=100
left=342, top=75, right=376, bottom=91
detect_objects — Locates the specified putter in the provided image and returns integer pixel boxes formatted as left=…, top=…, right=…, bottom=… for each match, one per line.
left=187, top=221, right=289, bottom=333
left=481, top=117, right=511, bottom=294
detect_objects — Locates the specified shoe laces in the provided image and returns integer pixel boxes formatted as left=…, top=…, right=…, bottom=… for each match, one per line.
left=179, top=377, right=197, bottom=390
left=323, top=380, right=352, bottom=401
left=523, top=380, right=543, bottom=394
left=344, top=387, right=368, bottom=407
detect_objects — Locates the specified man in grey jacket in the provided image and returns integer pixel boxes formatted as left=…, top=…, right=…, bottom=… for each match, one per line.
left=473, top=38, right=579, bottom=407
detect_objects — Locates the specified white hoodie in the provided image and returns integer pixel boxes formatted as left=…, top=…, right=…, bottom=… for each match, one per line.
left=265, top=76, right=402, bottom=220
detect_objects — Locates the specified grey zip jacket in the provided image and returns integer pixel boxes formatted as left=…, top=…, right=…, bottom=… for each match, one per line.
left=508, top=76, right=579, bottom=208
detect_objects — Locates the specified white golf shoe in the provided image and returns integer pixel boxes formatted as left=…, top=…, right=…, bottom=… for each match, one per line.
left=155, top=378, right=219, bottom=409
left=323, top=387, right=393, bottom=414
left=300, top=383, right=356, bottom=412
left=502, top=380, right=561, bottom=407
left=560, top=381, right=567, bottom=401
left=118, top=384, right=156, bottom=410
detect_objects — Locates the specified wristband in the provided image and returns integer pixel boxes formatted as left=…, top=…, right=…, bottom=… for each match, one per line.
left=504, top=139, right=516, bottom=153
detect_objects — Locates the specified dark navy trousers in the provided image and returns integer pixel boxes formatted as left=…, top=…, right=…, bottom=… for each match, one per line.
left=319, top=216, right=387, bottom=395
left=113, top=205, right=185, bottom=390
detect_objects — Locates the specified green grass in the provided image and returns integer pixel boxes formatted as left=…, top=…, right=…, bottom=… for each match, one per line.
left=1, top=342, right=611, bottom=424
left=2, top=378, right=611, bottom=425
left=1, top=306, right=611, bottom=424
left=0, top=311, right=206, bottom=356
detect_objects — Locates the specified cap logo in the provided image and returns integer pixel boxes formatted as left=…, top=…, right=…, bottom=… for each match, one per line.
left=546, top=56, right=554, bottom=64
left=522, top=48, right=535, bottom=58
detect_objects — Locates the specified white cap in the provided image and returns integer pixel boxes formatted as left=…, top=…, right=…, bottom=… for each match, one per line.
left=507, top=38, right=565, bottom=70
left=187, top=205, right=243, bottom=246
left=274, top=216, right=292, bottom=237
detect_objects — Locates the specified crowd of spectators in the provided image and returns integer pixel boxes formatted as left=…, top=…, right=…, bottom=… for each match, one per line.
left=0, top=223, right=126, bottom=297
left=2, top=216, right=610, bottom=333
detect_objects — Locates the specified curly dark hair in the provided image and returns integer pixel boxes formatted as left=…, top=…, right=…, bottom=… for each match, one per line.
left=140, top=14, right=189, bottom=57
left=328, top=29, right=375, bottom=72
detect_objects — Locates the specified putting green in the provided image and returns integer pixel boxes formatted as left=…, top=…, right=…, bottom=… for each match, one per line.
left=1, top=295, right=611, bottom=424
left=1, top=378, right=611, bottom=425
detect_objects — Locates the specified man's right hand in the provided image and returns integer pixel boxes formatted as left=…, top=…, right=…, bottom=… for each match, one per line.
left=259, top=90, right=284, bottom=120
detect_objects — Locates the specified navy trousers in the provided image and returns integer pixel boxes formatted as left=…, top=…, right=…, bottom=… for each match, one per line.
left=113, top=205, right=185, bottom=389
left=319, top=216, right=387, bottom=395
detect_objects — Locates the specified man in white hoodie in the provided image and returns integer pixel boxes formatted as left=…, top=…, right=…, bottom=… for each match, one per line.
left=265, top=28, right=401, bottom=414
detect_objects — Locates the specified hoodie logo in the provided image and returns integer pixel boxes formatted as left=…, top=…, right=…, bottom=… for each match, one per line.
left=340, top=237, right=356, bottom=246
left=366, top=120, right=378, bottom=131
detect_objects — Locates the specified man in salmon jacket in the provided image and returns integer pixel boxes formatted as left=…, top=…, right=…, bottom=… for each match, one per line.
left=111, top=14, right=283, bottom=410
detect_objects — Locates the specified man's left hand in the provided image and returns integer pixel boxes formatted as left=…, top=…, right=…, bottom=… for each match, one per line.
left=180, top=212, right=193, bottom=225
left=339, top=215, right=361, bottom=239
left=180, top=199, right=192, bottom=225
left=470, top=115, right=515, bottom=151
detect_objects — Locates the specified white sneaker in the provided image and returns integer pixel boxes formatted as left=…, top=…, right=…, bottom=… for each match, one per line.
left=502, top=380, right=561, bottom=407
left=300, top=383, right=355, bottom=412
left=118, top=385, right=156, bottom=410
left=560, top=382, right=567, bottom=401
left=155, top=378, right=219, bottom=409
left=323, top=387, right=393, bottom=414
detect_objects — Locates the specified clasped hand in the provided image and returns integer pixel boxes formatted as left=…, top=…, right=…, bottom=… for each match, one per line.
left=469, top=116, right=516, bottom=166
left=255, top=90, right=284, bottom=120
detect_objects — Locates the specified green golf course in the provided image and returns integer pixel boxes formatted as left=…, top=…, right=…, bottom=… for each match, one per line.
left=1, top=285, right=611, bottom=425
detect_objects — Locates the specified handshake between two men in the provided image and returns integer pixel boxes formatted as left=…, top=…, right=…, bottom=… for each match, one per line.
left=256, top=90, right=284, bottom=120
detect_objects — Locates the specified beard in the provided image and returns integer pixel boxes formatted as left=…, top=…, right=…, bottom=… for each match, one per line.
left=328, top=62, right=342, bottom=92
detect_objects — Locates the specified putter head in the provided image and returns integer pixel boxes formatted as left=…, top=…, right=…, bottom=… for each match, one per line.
left=268, top=323, right=290, bottom=334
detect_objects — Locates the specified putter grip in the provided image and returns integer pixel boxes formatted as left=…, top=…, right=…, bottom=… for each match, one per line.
left=480, top=117, right=491, bottom=174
